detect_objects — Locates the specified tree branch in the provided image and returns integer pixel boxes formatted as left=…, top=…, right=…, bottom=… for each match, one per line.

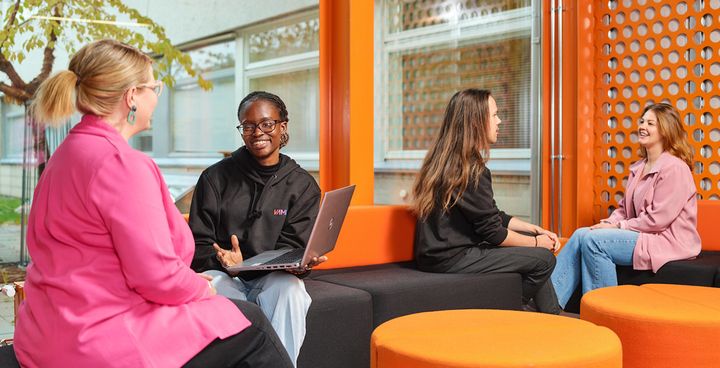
left=27, top=4, right=62, bottom=94
left=0, top=53, right=26, bottom=89
left=0, top=82, right=31, bottom=101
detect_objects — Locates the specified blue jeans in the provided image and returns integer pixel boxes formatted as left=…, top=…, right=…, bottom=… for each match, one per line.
left=551, top=227, right=639, bottom=308
left=205, top=271, right=311, bottom=368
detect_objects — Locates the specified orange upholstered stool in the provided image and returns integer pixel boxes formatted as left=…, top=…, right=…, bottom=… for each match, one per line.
left=371, top=310, right=621, bottom=368
left=581, top=284, right=720, bottom=368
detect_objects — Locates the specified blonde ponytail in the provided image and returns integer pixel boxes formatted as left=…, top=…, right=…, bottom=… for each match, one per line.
left=30, top=70, right=78, bottom=126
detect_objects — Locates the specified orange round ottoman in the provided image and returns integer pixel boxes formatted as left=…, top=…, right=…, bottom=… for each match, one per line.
left=371, top=309, right=622, bottom=368
left=581, top=284, right=720, bottom=368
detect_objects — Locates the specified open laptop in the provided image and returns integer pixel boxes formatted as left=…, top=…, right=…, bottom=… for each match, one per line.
left=226, top=185, right=355, bottom=272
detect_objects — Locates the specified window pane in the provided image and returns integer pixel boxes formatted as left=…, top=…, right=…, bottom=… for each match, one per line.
left=385, top=37, right=531, bottom=151
left=249, top=68, right=319, bottom=154
left=385, top=0, right=531, bottom=33
left=173, top=41, right=235, bottom=80
left=172, top=76, right=237, bottom=153
left=249, top=17, right=319, bottom=62
left=2, top=103, right=25, bottom=158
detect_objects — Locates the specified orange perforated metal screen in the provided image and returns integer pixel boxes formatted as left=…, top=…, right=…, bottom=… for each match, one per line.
left=595, top=0, right=720, bottom=218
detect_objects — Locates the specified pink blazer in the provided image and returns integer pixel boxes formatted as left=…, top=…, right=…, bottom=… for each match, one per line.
left=605, top=152, right=701, bottom=272
left=14, top=115, right=250, bottom=367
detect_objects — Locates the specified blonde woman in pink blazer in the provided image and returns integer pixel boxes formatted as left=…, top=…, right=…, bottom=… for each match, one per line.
left=551, top=103, right=701, bottom=309
left=14, top=40, right=292, bottom=368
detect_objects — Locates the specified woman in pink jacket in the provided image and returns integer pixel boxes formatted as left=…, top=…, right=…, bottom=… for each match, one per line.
left=551, top=103, right=701, bottom=309
left=13, top=39, right=292, bottom=368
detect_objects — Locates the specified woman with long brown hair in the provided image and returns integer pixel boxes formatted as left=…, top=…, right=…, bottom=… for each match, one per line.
left=413, top=88, right=562, bottom=314
left=551, top=103, right=700, bottom=310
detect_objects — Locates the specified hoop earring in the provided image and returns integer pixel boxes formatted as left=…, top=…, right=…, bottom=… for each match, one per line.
left=127, top=105, right=137, bottom=125
left=280, top=132, right=289, bottom=148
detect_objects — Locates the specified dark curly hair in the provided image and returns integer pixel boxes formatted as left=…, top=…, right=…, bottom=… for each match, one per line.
left=237, top=91, right=290, bottom=148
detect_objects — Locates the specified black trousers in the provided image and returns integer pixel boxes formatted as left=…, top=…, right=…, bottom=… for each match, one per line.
left=446, top=246, right=562, bottom=314
left=183, top=299, right=293, bottom=368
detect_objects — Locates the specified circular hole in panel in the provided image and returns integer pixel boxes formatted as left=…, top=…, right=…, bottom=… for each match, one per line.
left=616, top=72, right=626, bottom=83
left=638, top=24, right=649, bottom=36
left=603, top=132, right=612, bottom=143
left=710, top=162, right=720, bottom=175
left=638, top=54, right=648, bottom=66
left=712, top=128, right=720, bottom=142
left=608, top=117, right=618, bottom=129
left=685, top=48, right=697, bottom=62
left=623, top=56, right=633, bottom=68
left=609, top=57, right=618, bottom=69
left=609, top=28, right=619, bottom=40
left=669, top=19, right=680, bottom=32
left=660, top=36, right=672, bottom=49
left=712, top=0, right=720, bottom=9
left=608, top=176, right=618, bottom=188
left=695, top=161, right=704, bottom=174
left=622, top=176, right=628, bottom=188
left=615, top=42, right=626, bottom=54
left=630, top=40, right=641, bottom=52
left=702, top=79, right=713, bottom=92
left=694, top=128, right=705, bottom=141
left=701, top=178, right=712, bottom=191
left=660, top=4, right=672, bottom=16
left=630, top=132, right=639, bottom=143
left=623, top=146, right=633, bottom=158
left=614, top=192, right=624, bottom=202
left=686, top=113, right=697, bottom=126
left=645, top=38, right=657, bottom=50
left=685, top=15, right=696, bottom=29
left=630, top=10, right=640, bottom=22
left=603, top=73, right=612, bottom=84
left=645, top=7, right=656, bottom=19
left=685, top=80, right=697, bottom=93
left=711, top=62, right=720, bottom=75
left=637, top=85, right=648, bottom=97
left=660, top=67, right=672, bottom=80
left=623, top=86, right=633, bottom=98
left=678, top=98, right=688, bottom=110
left=609, top=87, right=618, bottom=98
left=622, top=26, right=633, bottom=38
left=616, top=132, right=626, bottom=143
left=603, top=161, right=611, bottom=173
left=638, top=0, right=647, bottom=5
left=711, top=95, right=720, bottom=109
left=711, top=29, right=720, bottom=42
left=622, top=0, right=632, bottom=7
left=677, top=66, right=688, bottom=78
left=615, top=162, right=625, bottom=174
left=603, top=14, right=612, bottom=25
left=710, top=195, right=720, bottom=200
left=668, top=83, right=679, bottom=95
left=616, top=11, right=626, bottom=23
left=608, top=147, right=618, bottom=158
left=630, top=100, right=641, bottom=113
left=653, top=21, right=664, bottom=33
left=616, top=103, right=626, bottom=114
left=603, top=43, right=612, bottom=55
left=677, top=2, right=688, bottom=14
left=645, top=69, right=656, bottom=81
left=694, top=0, right=705, bottom=11
left=607, top=206, right=616, bottom=217
left=702, top=46, right=713, bottom=60
left=702, top=112, right=713, bottom=125
left=702, top=13, right=713, bottom=26
left=603, top=103, right=612, bottom=114
left=694, top=96, right=705, bottom=109
left=677, top=34, right=688, bottom=47
left=701, top=145, right=713, bottom=158
left=669, top=50, right=680, bottom=63
left=695, top=31, right=705, bottom=44
left=652, top=52, right=663, bottom=64
left=601, top=190, right=610, bottom=202
left=624, top=116, right=634, bottom=128
left=631, top=70, right=641, bottom=82
left=609, top=0, right=618, bottom=10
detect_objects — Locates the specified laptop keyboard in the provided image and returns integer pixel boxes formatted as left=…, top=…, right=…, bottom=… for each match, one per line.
left=264, top=248, right=305, bottom=265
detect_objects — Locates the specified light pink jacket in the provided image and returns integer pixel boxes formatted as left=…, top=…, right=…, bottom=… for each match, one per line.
left=605, top=152, right=701, bottom=272
left=14, top=115, right=250, bottom=367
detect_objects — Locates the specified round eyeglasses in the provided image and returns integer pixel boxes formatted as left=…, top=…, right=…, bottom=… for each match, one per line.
left=137, top=81, right=164, bottom=97
left=236, top=119, right=281, bottom=136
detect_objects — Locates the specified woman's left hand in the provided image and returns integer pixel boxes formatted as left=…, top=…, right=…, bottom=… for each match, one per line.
left=590, top=222, right=618, bottom=230
left=287, top=255, right=328, bottom=275
left=533, top=226, right=559, bottom=242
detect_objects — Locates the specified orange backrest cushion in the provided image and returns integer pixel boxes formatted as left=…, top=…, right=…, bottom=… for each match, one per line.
left=697, top=200, right=720, bottom=251
left=315, top=205, right=416, bottom=269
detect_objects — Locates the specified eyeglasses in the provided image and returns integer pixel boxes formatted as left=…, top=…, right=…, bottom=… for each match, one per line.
left=137, top=81, right=164, bottom=97
left=236, top=119, right=281, bottom=136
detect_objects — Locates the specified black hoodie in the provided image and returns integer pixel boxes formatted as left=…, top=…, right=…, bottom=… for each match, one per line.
left=189, top=147, right=321, bottom=279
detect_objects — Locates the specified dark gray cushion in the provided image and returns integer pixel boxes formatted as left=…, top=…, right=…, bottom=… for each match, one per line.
left=617, top=251, right=720, bottom=287
left=312, top=262, right=522, bottom=327
left=0, top=345, right=18, bottom=368
left=298, top=280, right=372, bottom=368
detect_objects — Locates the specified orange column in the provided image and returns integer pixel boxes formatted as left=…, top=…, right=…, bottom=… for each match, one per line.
left=319, top=0, right=374, bottom=205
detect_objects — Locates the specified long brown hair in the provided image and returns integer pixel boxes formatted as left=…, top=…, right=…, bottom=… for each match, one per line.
left=31, top=39, right=153, bottom=126
left=412, top=89, right=493, bottom=220
left=638, top=103, right=693, bottom=169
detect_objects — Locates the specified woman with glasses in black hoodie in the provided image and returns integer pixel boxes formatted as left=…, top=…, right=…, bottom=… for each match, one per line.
left=189, top=91, right=323, bottom=367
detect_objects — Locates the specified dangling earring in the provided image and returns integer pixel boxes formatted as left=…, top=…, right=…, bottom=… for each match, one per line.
left=280, top=131, right=289, bottom=148
left=127, top=105, right=137, bottom=125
